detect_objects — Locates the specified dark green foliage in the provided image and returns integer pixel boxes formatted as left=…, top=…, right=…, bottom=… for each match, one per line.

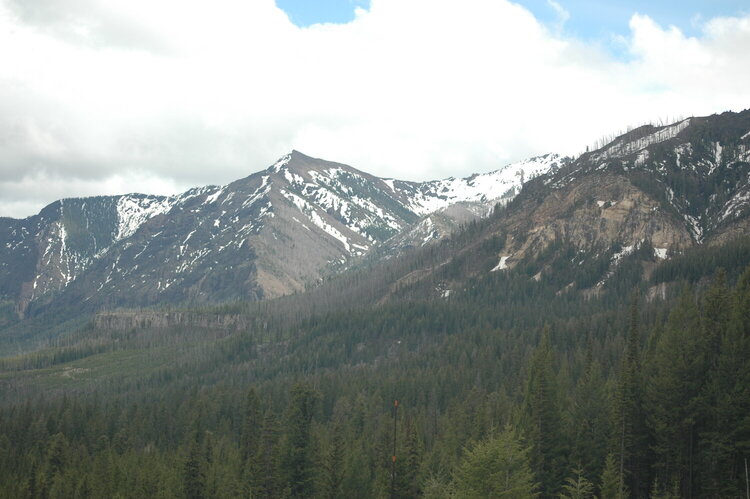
left=283, top=382, right=319, bottom=498
left=569, top=352, right=609, bottom=485
left=559, top=467, right=595, bottom=499
left=2, top=234, right=750, bottom=496
left=613, top=295, right=648, bottom=498
left=524, top=326, right=566, bottom=497
left=183, top=434, right=207, bottom=499
left=599, top=453, right=627, bottom=499
left=452, top=427, right=538, bottom=498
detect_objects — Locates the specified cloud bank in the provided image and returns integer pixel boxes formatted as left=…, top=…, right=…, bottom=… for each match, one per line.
left=0, top=0, right=749, bottom=218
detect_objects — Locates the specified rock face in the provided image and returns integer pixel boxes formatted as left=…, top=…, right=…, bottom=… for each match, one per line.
left=499, top=174, right=695, bottom=270
left=1, top=151, right=562, bottom=317
left=367, top=110, right=750, bottom=299
left=496, top=111, right=750, bottom=271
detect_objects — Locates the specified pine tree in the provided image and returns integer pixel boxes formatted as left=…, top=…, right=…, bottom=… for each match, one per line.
left=613, top=294, right=647, bottom=498
left=570, top=346, right=609, bottom=483
left=524, top=325, right=566, bottom=497
left=241, top=387, right=261, bottom=461
left=183, top=434, right=206, bottom=499
left=700, top=267, right=750, bottom=495
left=599, top=453, right=627, bottom=499
left=559, top=466, right=595, bottom=499
left=45, top=432, right=69, bottom=481
left=240, top=387, right=262, bottom=496
left=257, top=411, right=282, bottom=498
left=649, top=477, right=679, bottom=499
left=399, top=417, right=422, bottom=498
left=453, top=426, right=538, bottom=497
left=646, top=286, right=705, bottom=497
left=283, top=382, right=319, bottom=498
left=320, top=422, right=344, bottom=499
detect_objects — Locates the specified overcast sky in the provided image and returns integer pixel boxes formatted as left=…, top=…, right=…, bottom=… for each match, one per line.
left=1, top=0, right=749, bottom=218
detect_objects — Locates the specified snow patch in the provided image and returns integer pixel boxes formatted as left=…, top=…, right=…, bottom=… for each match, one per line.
left=612, top=245, right=635, bottom=264
left=684, top=214, right=703, bottom=243
left=720, top=189, right=750, bottom=221
left=712, top=141, right=723, bottom=173
left=654, top=248, right=668, bottom=259
left=595, top=119, right=691, bottom=161
left=281, top=190, right=351, bottom=252
left=204, top=187, right=225, bottom=205
left=115, top=196, right=173, bottom=241
left=271, top=153, right=292, bottom=172
left=491, top=256, right=510, bottom=272
left=403, top=154, right=562, bottom=216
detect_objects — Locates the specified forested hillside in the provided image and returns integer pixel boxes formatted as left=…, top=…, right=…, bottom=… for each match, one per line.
left=1, top=220, right=750, bottom=497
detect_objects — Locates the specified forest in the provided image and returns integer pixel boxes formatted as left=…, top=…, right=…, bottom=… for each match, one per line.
left=2, top=211, right=750, bottom=497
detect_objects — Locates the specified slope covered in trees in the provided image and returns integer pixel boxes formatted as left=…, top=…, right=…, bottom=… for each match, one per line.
left=2, top=221, right=750, bottom=496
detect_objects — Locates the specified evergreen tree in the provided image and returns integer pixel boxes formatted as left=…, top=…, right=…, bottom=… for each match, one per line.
left=599, top=453, right=627, bottom=499
left=524, top=326, right=566, bottom=497
left=320, top=422, right=344, bottom=499
left=241, top=387, right=261, bottom=461
left=283, top=382, right=319, bottom=498
left=559, top=466, right=595, bottom=499
left=569, top=349, right=609, bottom=483
left=45, top=432, right=69, bottom=481
left=257, top=411, right=282, bottom=498
left=183, top=434, right=206, bottom=499
left=613, top=294, right=647, bottom=498
left=241, top=387, right=262, bottom=496
left=453, top=426, right=538, bottom=498
left=700, top=267, right=750, bottom=495
left=649, top=478, right=679, bottom=499
left=399, top=417, right=422, bottom=498
left=646, top=286, right=706, bottom=497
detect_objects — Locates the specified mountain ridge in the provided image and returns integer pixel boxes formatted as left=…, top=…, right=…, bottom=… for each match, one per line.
left=1, top=150, right=564, bottom=318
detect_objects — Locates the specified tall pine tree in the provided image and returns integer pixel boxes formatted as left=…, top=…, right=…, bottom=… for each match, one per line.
left=613, top=293, right=648, bottom=498
left=523, top=325, right=566, bottom=497
left=283, top=382, right=319, bottom=498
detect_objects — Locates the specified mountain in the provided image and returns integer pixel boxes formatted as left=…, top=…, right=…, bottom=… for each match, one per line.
left=4, top=109, right=749, bottom=322
left=378, top=110, right=750, bottom=299
left=376, top=154, right=566, bottom=254
left=0, top=194, right=172, bottom=317
left=0, top=151, right=563, bottom=318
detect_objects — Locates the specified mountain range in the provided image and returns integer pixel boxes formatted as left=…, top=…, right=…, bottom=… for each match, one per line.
left=0, top=109, right=749, bottom=328
left=0, top=150, right=566, bottom=319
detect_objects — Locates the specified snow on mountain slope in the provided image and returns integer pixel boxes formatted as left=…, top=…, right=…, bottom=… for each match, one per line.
left=393, top=153, right=567, bottom=216
left=0, top=194, right=173, bottom=315
left=2, top=150, right=570, bottom=315
left=114, top=196, right=174, bottom=241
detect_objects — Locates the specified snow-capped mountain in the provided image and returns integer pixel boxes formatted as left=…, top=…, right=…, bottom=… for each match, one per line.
left=1, top=150, right=561, bottom=317
left=379, top=154, right=568, bottom=252
left=3, top=110, right=750, bottom=320
left=390, top=153, right=566, bottom=216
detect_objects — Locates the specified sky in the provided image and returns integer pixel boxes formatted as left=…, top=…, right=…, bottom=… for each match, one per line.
left=0, top=0, right=749, bottom=218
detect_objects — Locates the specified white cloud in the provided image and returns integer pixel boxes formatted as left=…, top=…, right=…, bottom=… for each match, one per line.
left=0, top=0, right=748, bottom=218
left=547, top=0, right=570, bottom=32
